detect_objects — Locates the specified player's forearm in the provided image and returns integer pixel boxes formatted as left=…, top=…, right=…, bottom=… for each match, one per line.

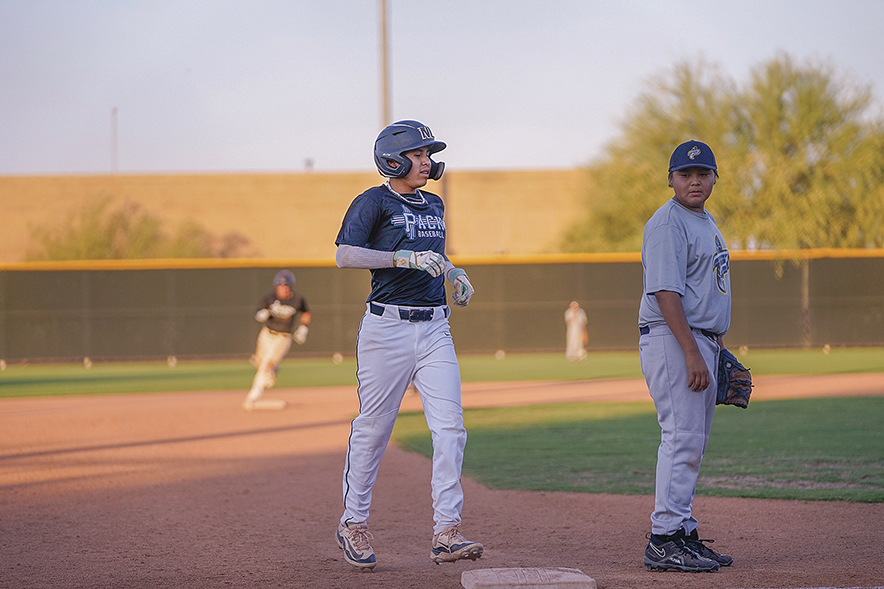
left=655, top=290, right=709, bottom=391
left=335, top=244, right=395, bottom=269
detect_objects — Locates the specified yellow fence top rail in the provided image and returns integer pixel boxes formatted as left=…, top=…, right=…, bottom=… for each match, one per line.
left=1, top=248, right=882, bottom=272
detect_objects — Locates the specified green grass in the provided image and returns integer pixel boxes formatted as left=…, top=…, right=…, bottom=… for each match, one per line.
left=0, top=357, right=359, bottom=398
left=3, top=348, right=882, bottom=502
left=2, top=346, right=882, bottom=398
left=392, top=396, right=884, bottom=502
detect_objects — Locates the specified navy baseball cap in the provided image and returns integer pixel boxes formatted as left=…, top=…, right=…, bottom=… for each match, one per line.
left=669, top=140, right=717, bottom=172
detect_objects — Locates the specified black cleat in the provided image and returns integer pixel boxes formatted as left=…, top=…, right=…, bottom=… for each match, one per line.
left=685, top=529, right=733, bottom=566
left=644, top=531, right=719, bottom=573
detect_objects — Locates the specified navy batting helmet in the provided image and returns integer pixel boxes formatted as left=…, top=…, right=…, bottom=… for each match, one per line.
left=374, top=120, right=446, bottom=180
left=273, top=270, right=295, bottom=288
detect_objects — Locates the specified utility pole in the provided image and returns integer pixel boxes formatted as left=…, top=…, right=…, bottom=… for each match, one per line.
left=111, top=107, right=118, bottom=174
left=379, top=0, right=391, bottom=127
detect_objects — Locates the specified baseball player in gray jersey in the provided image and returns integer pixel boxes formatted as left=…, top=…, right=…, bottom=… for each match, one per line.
left=242, top=270, right=310, bottom=411
left=332, top=120, right=482, bottom=570
left=638, top=141, right=734, bottom=572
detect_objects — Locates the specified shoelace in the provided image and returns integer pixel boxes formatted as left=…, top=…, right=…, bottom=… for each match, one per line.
left=347, top=526, right=374, bottom=551
left=438, top=524, right=466, bottom=545
left=687, top=537, right=717, bottom=553
left=673, top=538, right=705, bottom=558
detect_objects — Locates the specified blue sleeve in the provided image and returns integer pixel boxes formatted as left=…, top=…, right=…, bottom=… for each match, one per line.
left=336, top=191, right=380, bottom=248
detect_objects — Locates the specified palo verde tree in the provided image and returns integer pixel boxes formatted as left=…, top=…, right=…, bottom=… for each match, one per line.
left=26, top=197, right=255, bottom=261
left=564, top=54, right=884, bottom=252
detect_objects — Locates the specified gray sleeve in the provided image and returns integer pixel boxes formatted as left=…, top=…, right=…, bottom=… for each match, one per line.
left=643, top=224, right=686, bottom=296
left=335, top=244, right=395, bottom=269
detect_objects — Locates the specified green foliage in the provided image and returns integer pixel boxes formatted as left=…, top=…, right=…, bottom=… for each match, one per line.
left=393, top=397, right=884, bottom=502
left=565, top=54, right=884, bottom=252
left=26, top=197, right=254, bottom=260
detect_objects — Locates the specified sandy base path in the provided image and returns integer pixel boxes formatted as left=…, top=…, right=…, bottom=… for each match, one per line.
left=1, top=374, right=882, bottom=589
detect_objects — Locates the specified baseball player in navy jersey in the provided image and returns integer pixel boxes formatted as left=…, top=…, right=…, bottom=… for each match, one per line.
left=638, top=141, right=734, bottom=572
left=242, top=270, right=311, bottom=411
left=332, top=120, right=482, bottom=570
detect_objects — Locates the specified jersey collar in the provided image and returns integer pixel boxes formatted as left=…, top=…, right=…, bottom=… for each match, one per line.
left=384, top=181, right=427, bottom=205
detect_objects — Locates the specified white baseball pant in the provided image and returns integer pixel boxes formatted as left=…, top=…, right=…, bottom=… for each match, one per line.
left=244, top=326, right=292, bottom=405
left=341, top=302, right=466, bottom=535
left=639, top=323, right=719, bottom=536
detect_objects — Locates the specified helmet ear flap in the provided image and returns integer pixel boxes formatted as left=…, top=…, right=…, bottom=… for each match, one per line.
left=392, top=158, right=411, bottom=178
left=429, top=159, right=444, bottom=181
left=375, top=153, right=411, bottom=178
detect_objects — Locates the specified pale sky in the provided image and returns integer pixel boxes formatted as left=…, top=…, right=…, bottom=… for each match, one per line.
left=1, top=0, right=882, bottom=175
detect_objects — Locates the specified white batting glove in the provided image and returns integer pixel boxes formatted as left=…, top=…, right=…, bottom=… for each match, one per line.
left=255, top=308, right=271, bottom=322
left=269, top=300, right=296, bottom=319
left=447, top=268, right=474, bottom=307
left=292, top=325, right=308, bottom=345
left=393, top=249, right=445, bottom=277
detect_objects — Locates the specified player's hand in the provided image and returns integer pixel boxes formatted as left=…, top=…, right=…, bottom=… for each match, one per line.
left=255, top=308, right=271, bottom=322
left=447, top=268, right=474, bottom=307
left=685, top=350, right=710, bottom=391
left=269, top=300, right=296, bottom=319
left=292, top=325, right=308, bottom=345
left=393, top=249, right=445, bottom=277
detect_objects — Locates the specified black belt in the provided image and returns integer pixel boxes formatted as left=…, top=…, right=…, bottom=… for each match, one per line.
left=640, top=325, right=719, bottom=339
left=370, top=302, right=444, bottom=322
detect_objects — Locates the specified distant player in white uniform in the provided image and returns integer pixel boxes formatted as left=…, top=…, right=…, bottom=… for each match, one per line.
left=333, top=120, right=482, bottom=570
left=638, top=141, right=734, bottom=572
left=242, top=270, right=310, bottom=411
left=564, top=300, right=588, bottom=362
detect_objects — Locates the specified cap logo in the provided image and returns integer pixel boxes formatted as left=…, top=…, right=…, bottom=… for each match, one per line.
left=418, top=126, right=434, bottom=140
left=687, top=146, right=702, bottom=160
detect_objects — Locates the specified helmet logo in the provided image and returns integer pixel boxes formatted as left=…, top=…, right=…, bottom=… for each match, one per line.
left=418, top=126, right=434, bottom=140
left=687, top=146, right=701, bottom=160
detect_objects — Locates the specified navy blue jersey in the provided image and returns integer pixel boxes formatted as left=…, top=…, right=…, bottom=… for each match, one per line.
left=336, top=184, right=447, bottom=306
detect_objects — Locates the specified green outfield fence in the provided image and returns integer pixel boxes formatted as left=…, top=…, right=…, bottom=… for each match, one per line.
left=1, top=250, right=882, bottom=362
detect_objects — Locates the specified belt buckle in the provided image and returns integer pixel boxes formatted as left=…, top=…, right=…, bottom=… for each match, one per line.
left=404, top=308, right=432, bottom=322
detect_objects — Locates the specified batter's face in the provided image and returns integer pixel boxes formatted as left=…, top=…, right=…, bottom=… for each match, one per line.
left=669, top=166, right=716, bottom=212
left=275, top=284, right=292, bottom=299
left=388, top=147, right=431, bottom=193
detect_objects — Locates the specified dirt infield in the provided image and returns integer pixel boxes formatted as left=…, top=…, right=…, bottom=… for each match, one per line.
left=1, top=375, right=883, bottom=589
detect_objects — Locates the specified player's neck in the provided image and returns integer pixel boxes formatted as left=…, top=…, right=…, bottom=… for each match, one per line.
left=385, top=180, right=426, bottom=205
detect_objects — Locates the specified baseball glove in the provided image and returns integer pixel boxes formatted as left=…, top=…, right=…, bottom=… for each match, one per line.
left=716, top=348, right=753, bottom=408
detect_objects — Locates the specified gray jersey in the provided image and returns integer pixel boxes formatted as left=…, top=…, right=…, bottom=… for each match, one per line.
left=638, top=198, right=731, bottom=335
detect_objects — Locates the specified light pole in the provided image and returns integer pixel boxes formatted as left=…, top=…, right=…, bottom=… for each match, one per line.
left=111, top=107, right=118, bottom=174
left=379, top=0, right=391, bottom=128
